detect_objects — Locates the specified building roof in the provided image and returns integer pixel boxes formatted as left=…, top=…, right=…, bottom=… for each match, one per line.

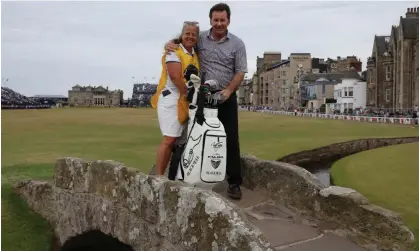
left=374, top=35, right=388, bottom=55
left=264, top=51, right=281, bottom=54
left=301, top=70, right=364, bottom=82
left=391, top=25, right=399, bottom=42
left=266, top=60, right=290, bottom=71
left=401, top=17, right=419, bottom=39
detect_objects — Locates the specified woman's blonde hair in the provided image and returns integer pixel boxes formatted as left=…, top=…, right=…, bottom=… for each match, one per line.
left=174, top=21, right=200, bottom=44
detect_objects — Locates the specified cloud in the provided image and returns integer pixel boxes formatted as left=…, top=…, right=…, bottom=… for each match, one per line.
left=1, top=1, right=415, bottom=98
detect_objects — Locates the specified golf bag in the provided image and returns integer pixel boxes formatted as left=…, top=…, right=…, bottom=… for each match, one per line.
left=168, top=67, right=227, bottom=186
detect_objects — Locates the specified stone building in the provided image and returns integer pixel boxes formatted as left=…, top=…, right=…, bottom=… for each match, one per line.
left=326, top=58, right=338, bottom=73
left=311, top=58, right=328, bottom=73
left=68, top=85, right=123, bottom=107
left=258, top=52, right=312, bottom=109
left=236, top=79, right=252, bottom=105
left=367, top=7, right=419, bottom=110
left=336, top=56, right=363, bottom=72
left=251, top=73, right=259, bottom=105
left=252, top=52, right=279, bottom=106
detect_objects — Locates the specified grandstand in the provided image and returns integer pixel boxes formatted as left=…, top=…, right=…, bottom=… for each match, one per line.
left=30, top=95, right=68, bottom=107
left=1, top=87, right=50, bottom=109
left=130, top=83, right=157, bottom=107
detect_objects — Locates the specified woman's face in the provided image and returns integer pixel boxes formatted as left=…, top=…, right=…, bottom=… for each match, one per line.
left=181, top=25, right=198, bottom=48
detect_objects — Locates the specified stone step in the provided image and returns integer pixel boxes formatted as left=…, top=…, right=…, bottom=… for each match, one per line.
left=248, top=217, right=321, bottom=248
left=214, top=185, right=368, bottom=251
left=277, top=233, right=368, bottom=251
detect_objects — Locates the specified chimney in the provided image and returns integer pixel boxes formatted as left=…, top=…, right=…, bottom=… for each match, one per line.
left=406, top=6, right=419, bottom=18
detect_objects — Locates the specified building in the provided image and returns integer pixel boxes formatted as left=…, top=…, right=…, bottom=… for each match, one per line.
left=336, top=56, right=363, bottom=72
left=367, top=7, right=419, bottom=110
left=323, top=56, right=362, bottom=73
left=68, top=85, right=123, bottom=107
left=251, top=54, right=271, bottom=106
left=237, top=79, right=252, bottom=105
left=258, top=52, right=312, bottom=109
left=299, top=70, right=364, bottom=111
left=311, top=58, right=328, bottom=73
left=328, top=78, right=367, bottom=113
left=326, top=58, right=338, bottom=73
left=251, top=73, right=259, bottom=105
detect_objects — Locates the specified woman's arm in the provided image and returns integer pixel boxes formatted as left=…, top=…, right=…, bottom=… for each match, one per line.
left=167, top=62, right=187, bottom=96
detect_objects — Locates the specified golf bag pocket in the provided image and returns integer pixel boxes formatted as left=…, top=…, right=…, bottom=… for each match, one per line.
left=177, top=96, right=189, bottom=125
left=200, top=130, right=227, bottom=183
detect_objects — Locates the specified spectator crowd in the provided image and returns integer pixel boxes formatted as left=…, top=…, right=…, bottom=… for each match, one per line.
left=240, top=105, right=418, bottom=119
left=1, top=87, right=50, bottom=109
left=131, top=83, right=157, bottom=107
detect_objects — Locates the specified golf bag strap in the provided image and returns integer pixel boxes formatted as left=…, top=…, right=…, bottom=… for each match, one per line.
left=195, top=72, right=206, bottom=126
left=195, top=86, right=206, bottom=125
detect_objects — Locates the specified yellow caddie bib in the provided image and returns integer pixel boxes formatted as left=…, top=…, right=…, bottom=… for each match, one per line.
left=150, top=47, right=200, bottom=125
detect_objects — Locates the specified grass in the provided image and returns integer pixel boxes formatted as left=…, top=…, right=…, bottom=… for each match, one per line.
left=331, top=142, right=419, bottom=250
left=1, top=107, right=418, bottom=251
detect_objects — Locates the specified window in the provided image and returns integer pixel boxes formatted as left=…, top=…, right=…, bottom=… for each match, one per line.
left=348, top=87, right=354, bottom=97
left=385, top=89, right=391, bottom=102
left=385, top=66, right=391, bottom=81
left=322, top=84, right=326, bottom=95
left=344, top=87, right=348, bottom=97
left=369, top=69, right=374, bottom=83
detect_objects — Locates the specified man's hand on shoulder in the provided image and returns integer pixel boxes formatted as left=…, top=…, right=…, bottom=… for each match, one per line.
left=164, top=40, right=179, bottom=54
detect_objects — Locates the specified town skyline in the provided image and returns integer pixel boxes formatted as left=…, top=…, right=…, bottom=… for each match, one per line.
left=1, top=1, right=416, bottom=98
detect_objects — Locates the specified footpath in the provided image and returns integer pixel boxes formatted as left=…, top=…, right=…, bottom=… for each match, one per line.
left=212, top=183, right=368, bottom=251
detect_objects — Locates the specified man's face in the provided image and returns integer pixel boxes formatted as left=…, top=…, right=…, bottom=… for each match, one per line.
left=210, top=10, right=229, bottom=37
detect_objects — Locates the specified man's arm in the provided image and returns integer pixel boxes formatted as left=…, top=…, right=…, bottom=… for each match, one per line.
left=226, top=44, right=248, bottom=93
left=164, top=38, right=180, bottom=53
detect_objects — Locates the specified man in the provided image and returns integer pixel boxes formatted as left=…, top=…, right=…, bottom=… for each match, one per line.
left=165, top=2, right=247, bottom=200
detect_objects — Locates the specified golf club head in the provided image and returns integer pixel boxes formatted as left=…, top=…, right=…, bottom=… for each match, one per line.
left=203, top=79, right=221, bottom=92
left=184, top=64, right=199, bottom=82
left=190, top=74, right=201, bottom=88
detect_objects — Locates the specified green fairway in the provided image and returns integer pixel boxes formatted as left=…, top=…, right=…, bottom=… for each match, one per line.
left=331, top=142, right=419, bottom=250
left=2, top=108, right=418, bottom=251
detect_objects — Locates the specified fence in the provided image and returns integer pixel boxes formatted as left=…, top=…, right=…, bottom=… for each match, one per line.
left=239, top=108, right=419, bottom=125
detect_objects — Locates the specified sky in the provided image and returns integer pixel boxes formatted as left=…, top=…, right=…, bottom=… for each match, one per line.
left=1, top=1, right=416, bottom=99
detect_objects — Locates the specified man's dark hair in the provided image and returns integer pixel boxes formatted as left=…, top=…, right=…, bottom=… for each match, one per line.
left=209, top=3, right=231, bottom=20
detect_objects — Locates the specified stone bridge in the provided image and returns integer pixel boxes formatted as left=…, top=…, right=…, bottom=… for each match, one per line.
left=16, top=155, right=414, bottom=251
left=278, top=136, right=419, bottom=171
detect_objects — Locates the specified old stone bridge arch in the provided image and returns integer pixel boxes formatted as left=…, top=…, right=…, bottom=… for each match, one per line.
left=16, top=155, right=414, bottom=251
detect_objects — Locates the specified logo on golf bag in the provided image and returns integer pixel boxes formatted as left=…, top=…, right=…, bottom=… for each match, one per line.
left=182, top=135, right=202, bottom=169
left=211, top=141, right=222, bottom=152
left=208, top=153, right=223, bottom=169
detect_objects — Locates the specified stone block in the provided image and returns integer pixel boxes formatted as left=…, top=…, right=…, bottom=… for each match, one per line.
left=15, top=158, right=274, bottom=251
left=240, top=154, right=416, bottom=251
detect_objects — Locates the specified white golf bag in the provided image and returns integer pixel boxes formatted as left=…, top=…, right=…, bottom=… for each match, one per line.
left=174, top=73, right=227, bottom=187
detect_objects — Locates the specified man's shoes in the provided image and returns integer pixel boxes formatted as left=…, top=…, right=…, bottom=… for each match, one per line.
left=227, top=184, right=242, bottom=200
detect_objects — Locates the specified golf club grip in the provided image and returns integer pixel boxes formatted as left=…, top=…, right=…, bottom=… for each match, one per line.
left=201, top=72, right=206, bottom=85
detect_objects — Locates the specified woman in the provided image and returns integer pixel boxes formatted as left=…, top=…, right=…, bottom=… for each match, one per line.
left=151, top=21, right=200, bottom=176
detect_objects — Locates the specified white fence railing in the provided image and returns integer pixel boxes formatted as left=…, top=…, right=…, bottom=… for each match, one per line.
left=239, top=108, right=419, bottom=125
